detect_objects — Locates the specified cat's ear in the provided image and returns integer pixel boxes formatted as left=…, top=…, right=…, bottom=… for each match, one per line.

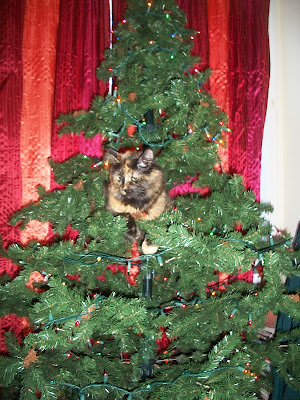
left=137, top=148, right=154, bottom=170
left=103, top=148, right=120, bottom=165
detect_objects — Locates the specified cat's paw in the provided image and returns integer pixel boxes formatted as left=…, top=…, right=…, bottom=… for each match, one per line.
left=141, top=237, right=158, bottom=255
left=124, top=227, right=145, bottom=243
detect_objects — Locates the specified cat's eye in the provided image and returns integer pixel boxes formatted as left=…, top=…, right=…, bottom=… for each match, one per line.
left=116, top=175, right=122, bottom=181
left=131, top=176, right=138, bottom=182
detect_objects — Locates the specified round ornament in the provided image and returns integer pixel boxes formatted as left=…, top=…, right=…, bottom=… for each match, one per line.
left=127, top=92, right=137, bottom=102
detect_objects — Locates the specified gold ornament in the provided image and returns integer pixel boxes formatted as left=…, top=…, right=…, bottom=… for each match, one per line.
left=81, top=304, right=97, bottom=321
left=73, top=179, right=84, bottom=190
left=128, top=25, right=137, bottom=32
left=289, top=293, right=300, bottom=303
left=24, top=348, right=39, bottom=369
left=174, top=35, right=183, bottom=42
left=200, top=100, right=210, bottom=107
left=127, top=92, right=137, bottom=102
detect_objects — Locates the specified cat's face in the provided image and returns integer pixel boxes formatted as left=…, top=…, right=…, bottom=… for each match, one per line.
left=106, top=148, right=160, bottom=202
left=104, top=147, right=170, bottom=217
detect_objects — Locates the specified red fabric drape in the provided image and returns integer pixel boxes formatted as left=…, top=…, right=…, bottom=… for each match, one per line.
left=228, top=0, right=270, bottom=198
left=177, top=0, right=270, bottom=198
left=207, top=0, right=230, bottom=114
left=20, top=0, right=60, bottom=244
left=51, top=0, right=109, bottom=169
left=177, top=0, right=209, bottom=72
left=207, top=0, right=230, bottom=171
left=0, top=0, right=24, bottom=277
left=0, top=0, right=270, bottom=275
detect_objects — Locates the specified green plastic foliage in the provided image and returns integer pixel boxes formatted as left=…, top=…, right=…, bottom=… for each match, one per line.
left=57, top=0, right=225, bottom=151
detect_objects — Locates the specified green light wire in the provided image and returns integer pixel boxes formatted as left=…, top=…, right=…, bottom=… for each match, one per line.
left=119, top=102, right=174, bottom=148
left=43, top=294, right=106, bottom=329
left=223, top=236, right=291, bottom=254
left=122, top=8, right=192, bottom=39
left=97, top=25, right=199, bottom=149
left=50, top=365, right=250, bottom=400
left=63, top=234, right=290, bottom=268
left=63, top=246, right=177, bottom=266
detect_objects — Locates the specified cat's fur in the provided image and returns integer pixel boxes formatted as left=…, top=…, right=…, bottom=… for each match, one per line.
left=104, top=147, right=171, bottom=251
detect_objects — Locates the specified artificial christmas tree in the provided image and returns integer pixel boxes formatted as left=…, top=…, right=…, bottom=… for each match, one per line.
left=0, top=1, right=299, bottom=399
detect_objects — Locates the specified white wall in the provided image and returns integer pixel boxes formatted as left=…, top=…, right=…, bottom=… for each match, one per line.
left=261, top=0, right=300, bottom=236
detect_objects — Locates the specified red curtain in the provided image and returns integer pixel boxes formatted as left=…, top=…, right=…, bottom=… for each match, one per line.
left=0, top=0, right=270, bottom=277
left=19, top=0, right=60, bottom=244
left=178, top=0, right=270, bottom=196
left=0, top=0, right=25, bottom=277
left=51, top=0, right=110, bottom=166
left=228, top=0, right=270, bottom=197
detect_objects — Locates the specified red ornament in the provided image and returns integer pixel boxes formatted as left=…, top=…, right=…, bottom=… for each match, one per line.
left=0, top=314, right=32, bottom=355
left=169, top=175, right=210, bottom=198
left=213, top=162, right=223, bottom=174
left=106, top=242, right=140, bottom=286
left=234, top=222, right=247, bottom=235
left=0, top=258, right=21, bottom=279
left=107, top=263, right=124, bottom=274
left=127, top=125, right=137, bottom=137
left=75, top=320, right=80, bottom=327
left=96, top=273, right=106, bottom=282
left=206, top=262, right=263, bottom=295
left=26, top=271, right=48, bottom=293
left=156, top=327, right=171, bottom=353
left=126, top=241, right=140, bottom=286
left=62, top=224, right=79, bottom=243
left=121, top=352, right=131, bottom=362
left=65, top=274, right=81, bottom=282
left=206, top=270, right=232, bottom=294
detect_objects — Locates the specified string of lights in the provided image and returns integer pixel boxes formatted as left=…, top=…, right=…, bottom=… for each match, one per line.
left=97, top=4, right=221, bottom=149
left=63, top=234, right=290, bottom=268
left=50, top=364, right=257, bottom=400
left=63, top=246, right=176, bottom=266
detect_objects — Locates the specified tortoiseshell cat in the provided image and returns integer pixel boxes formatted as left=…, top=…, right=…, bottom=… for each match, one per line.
left=104, top=147, right=171, bottom=253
